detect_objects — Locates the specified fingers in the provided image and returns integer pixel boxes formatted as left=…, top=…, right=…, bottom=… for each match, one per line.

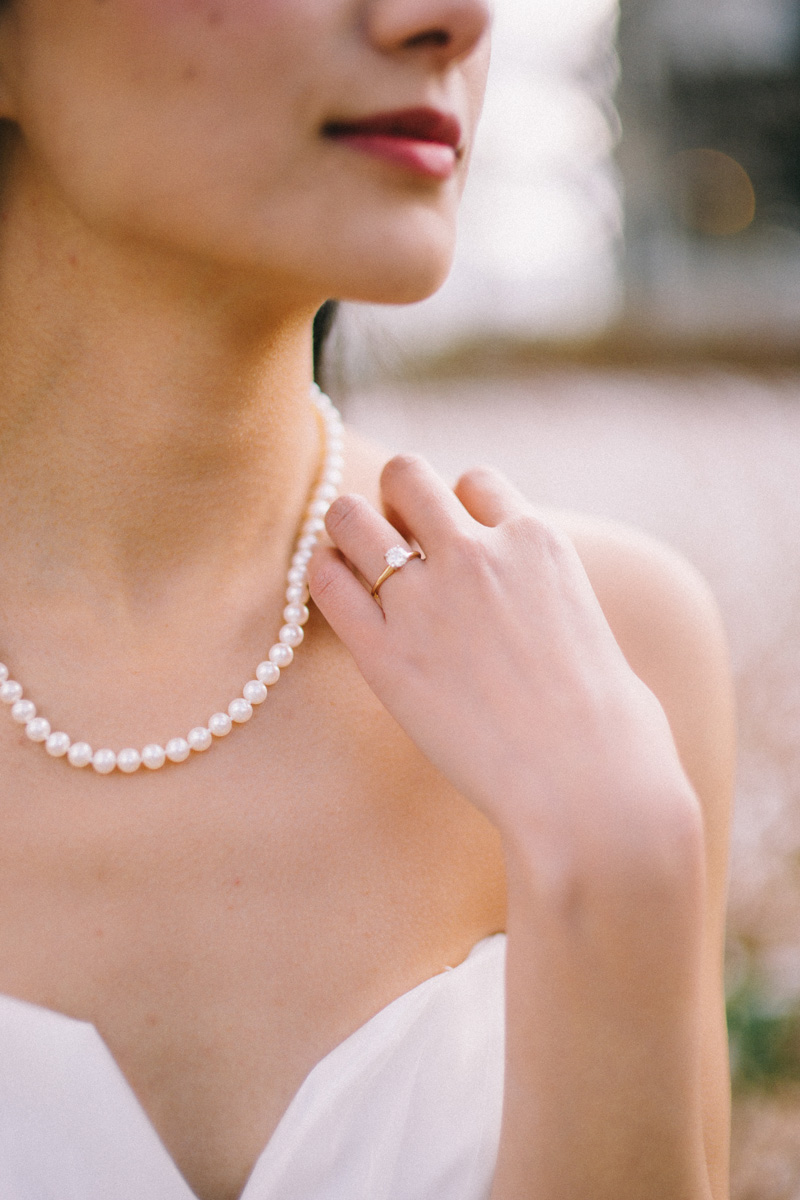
left=453, top=466, right=528, bottom=527
left=323, top=492, right=420, bottom=594
left=380, top=455, right=528, bottom=546
left=307, top=546, right=385, bottom=644
left=313, top=460, right=529, bottom=640
left=379, top=455, right=473, bottom=547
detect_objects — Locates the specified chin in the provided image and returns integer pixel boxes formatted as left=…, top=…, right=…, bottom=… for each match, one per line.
left=352, top=273, right=451, bottom=307
left=312, top=204, right=457, bottom=305
left=335, top=250, right=456, bottom=307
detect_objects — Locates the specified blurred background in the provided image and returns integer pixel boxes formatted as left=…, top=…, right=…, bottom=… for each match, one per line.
left=322, top=1, right=800, bottom=1193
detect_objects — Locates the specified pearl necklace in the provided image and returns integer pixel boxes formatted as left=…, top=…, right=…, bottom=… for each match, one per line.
left=0, top=384, right=343, bottom=775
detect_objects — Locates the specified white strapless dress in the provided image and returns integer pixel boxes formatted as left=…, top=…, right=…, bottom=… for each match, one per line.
left=0, top=934, right=506, bottom=1200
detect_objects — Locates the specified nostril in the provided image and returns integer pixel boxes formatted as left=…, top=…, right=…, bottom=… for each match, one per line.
left=405, top=29, right=452, bottom=49
left=367, top=0, right=489, bottom=63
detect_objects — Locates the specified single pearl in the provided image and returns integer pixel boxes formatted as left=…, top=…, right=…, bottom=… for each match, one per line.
left=26, top=717, right=51, bottom=743
left=0, top=680, right=23, bottom=705
left=292, top=550, right=312, bottom=568
left=208, top=712, right=233, bottom=738
left=301, top=517, right=325, bottom=538
left=315, top=482, right=337, bottom=503
left=142, top=743, right=166, bottom=770
left=287, top=566, right=307, bottom=587
left=92, top=749, right=117, bottom=775
left=11, top=699, right=36, bottom=724
left=307, top=500, right=329, bottom=519
left=256, top=661, right=281, bottom=686
left=228, top=698, right=253, bottom=724
left=243, top=680, right=267, bottom=705
left=297, top=535, right=317, bottom=552
left=285, top=584, right=308, bottom=605
left=326, top=453, right=344, bottom=472
left=279, top=623, right=304, bottom=648
left=268, top=642, right=293, bottom=668
left=283, top=604, right=309, bottom=626
left=117, top=748, right=141, bottom=774
left=166, top=737, right=191, bottom=763
left=0, top=663, right=8, bottom=683
left=188, top=726, right=212, bottom=752
left=45, top=731, right=71, bottom=758
left=67, top=741, right=93, bottom=768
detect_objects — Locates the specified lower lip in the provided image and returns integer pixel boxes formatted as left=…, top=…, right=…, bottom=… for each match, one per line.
left=329, top=133, right=458, bottom=180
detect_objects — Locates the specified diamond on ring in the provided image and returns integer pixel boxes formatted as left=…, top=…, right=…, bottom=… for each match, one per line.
left=370, top=546, right=423, bottom=601
left=385, top=546, right=414, bottom=569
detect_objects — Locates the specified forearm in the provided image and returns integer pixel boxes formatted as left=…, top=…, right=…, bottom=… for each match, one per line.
left=311, top=456, right=730, bottom=1199
left=492, top=786, right=712, bottom=1200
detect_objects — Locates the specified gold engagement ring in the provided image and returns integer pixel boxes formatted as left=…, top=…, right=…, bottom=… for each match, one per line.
left=370, top=546, right=423, bottom=600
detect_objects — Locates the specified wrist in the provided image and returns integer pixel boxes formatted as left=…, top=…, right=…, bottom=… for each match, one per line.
left=497, top=765, right=704, bottom=923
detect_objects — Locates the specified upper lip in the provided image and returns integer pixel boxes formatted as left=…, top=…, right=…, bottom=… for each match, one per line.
left=323, top=107, right=463, bottom=153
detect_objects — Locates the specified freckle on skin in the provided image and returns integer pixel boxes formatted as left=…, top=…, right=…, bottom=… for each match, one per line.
left=182, top=65, right=198, bottom=82
left=68, top=254, right=78, bottom=268
left=94, top=927, right=103, bottom=938
left=145, top=1012, right=159, bottom=1027
left=207, top=8, right=223, bottom=26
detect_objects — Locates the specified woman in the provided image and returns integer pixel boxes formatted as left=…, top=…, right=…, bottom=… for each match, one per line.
left=0, top=3, right=734, bottom=1200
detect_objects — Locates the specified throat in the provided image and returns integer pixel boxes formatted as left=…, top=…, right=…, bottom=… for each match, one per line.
left=0, top=403, right=322, bottom=599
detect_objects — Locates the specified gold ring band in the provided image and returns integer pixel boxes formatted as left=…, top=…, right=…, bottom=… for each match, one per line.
left=370, top=548, right=423, bottom=599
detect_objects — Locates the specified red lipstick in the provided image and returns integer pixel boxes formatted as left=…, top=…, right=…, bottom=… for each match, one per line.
left=324, top=107, right=463, bottom=180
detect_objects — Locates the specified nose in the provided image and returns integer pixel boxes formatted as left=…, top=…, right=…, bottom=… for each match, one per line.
left=366, top=0, right=492, bottom=67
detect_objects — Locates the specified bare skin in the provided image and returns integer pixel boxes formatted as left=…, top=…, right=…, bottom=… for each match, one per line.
left=0, top=3, right=733, bottom=1200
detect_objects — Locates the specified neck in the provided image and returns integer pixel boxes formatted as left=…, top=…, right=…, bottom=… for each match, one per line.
left=0, top=172, right=327, bottom=612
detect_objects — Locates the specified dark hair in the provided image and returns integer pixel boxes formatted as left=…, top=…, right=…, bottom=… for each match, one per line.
left=312, top=299, right=338, bottom=387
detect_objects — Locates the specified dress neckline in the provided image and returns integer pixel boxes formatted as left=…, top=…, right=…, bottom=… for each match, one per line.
left=0, top=934, right=505, bottom=1200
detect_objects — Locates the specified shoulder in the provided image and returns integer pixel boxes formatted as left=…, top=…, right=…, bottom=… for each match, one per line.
left=554, top=511, right=735, bottom=765
left=554, top=509, right=735, bottom=901
left=555, top=510, right=731, bottom=683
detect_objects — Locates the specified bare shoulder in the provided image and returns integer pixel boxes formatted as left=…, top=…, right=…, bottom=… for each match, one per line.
left=554, top=508, right=735, bottom=942
left=557, top=511, right=734, bottom=790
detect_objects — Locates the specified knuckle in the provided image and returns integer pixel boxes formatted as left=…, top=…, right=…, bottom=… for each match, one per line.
left=449, top=531, right=494, bottom=573
left=508, top=512, right=566, bottom=558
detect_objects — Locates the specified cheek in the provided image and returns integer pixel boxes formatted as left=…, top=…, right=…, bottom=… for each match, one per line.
left=123, top=0, right=306, bottom=34
left=111, top=0, right=321, bottom=110
left=15, top=0, right=305, bottom=171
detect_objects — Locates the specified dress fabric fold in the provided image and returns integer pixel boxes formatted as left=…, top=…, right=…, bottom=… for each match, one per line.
left=0, top=934, right=506, bottom=1200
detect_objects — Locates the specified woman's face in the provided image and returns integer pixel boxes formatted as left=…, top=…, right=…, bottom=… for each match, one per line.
left=0, top=0, right=492, bottom=306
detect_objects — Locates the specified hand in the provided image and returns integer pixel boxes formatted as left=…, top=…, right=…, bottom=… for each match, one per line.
left=310, top=456, right=713, bottom=1200
left=308, top=455, right=695, bottom=857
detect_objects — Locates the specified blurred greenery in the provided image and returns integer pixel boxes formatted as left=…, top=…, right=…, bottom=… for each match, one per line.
left=728, top=980, right=800, bottom=1090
